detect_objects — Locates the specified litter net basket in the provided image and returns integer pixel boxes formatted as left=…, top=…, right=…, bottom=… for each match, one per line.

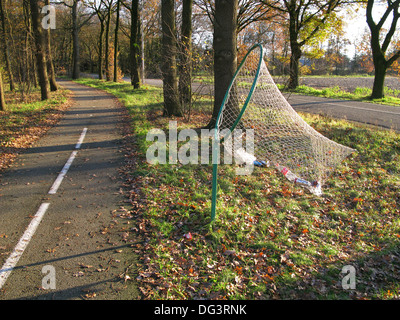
left=211, top=44, right=354, bottom=221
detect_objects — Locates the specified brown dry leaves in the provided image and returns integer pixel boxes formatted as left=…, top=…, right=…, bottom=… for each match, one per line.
left=0, top=90, right=72, bottom=172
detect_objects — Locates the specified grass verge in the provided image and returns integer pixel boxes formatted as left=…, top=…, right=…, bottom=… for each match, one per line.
left=0, top=88, right=71, bottom=171
left=76, top=78, right=400, bottom=300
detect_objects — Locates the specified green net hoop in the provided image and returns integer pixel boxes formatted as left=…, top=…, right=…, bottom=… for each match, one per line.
left=211, top=44, right=354, bottom=221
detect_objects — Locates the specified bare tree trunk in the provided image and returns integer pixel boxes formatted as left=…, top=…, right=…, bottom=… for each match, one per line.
left=0, top=69, right=5, bottom=111
left=287, top=6, right=301, bottom=90
left=25, top=1, right=37, bottom=92
left=366, top=0, right=400, bottom=99
left=98, top=19, right=104, bottom=80
left=178, top=0, right=193, bottom=117
left=371, top=54, right=387, bottom=99
left=44, top=0, right=57, bottom=91
left=105, top=2, right=112, bottom=81
left=0, top=0, right=14, bottom=92
left=71, top=0, right=80, bottom=79
left=161, top=0, right=181, bottom=117
left=30, top=0, right=49, bottom=100
left=288, top=41, right=301, bottom=90
left=208, top=0, right=238, bottom=128
left=113, top=0, right=120, bottom=82
left=130, top=0, right=140, bottom=88
left=138, top=12, right=144, bottom=84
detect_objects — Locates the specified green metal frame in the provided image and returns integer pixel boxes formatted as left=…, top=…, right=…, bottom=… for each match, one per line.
left=211, top=44, right=264, bottom=222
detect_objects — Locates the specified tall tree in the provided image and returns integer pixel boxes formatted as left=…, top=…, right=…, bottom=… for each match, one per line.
left=367, top=0, right=400, bottom=99
left=179, top=0, right=193, bottom=115
left=30, top=0, right=49, bottom=100
left=261, top=0, right=345, bottom=89
left=208, top=0, right=238, bottom=128
left=161, top=0, right=182, bottom=117
left=130, top=0, right=141, bottom=88
left=103, top=0, right=113, bottom=81
left=44, top=0, right=58, bottom=91
left=0, top=0, right=14, bottom=92
left=113, top=0, right=120, bottom=82
left=0, top=69, right=5, bottom=110
left=71, top=0, right=80, bottom=79
left=54, top=0, right=94, bottom=79
left=89, top=0, right=107, bottom=80
left=195, top=0, right=272, bottom=127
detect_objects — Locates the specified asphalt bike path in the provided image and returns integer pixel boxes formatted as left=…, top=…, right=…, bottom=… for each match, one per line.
left=0, top=80, right=139, bottom=300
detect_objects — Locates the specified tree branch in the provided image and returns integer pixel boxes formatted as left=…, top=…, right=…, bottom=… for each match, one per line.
left=382, top=5, right=400, bottom=52
left=387, top=49, right=400, bottom=66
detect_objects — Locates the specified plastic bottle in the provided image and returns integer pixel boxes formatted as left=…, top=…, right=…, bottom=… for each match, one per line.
left=276, top=164, right=313, bottom=186
left=275, top=163, right=322, bottom=196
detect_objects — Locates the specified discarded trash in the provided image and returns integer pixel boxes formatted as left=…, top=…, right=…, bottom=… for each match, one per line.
left=254, top=160, right=269, bottom=167
left=183, top=232, right=192, bottom=240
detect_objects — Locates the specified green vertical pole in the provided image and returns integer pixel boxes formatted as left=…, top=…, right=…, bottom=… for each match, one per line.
left=210, top=44, right=264, bottom=223
left=211, top=130, right=220, bottom=222
left=211, top=162, right=218, bottom=222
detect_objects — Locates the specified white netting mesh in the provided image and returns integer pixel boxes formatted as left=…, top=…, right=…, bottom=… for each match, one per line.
left=217, top=45, right=355, bottom=196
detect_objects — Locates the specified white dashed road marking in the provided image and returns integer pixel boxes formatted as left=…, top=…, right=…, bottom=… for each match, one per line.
left=0, top=128, right=87, bottom=289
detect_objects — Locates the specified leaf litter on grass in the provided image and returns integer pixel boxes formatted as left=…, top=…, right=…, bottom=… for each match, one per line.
left=0, top=89, right=72, bottom=172
left=77, top=78, right=400, bottom=300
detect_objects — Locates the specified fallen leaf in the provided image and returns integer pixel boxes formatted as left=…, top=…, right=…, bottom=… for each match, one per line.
left=73, top=271, right=85, bottom=277
left=83, top=292, right=96, bottom=299
left=124, top=274, right=131, bottom=282
left=224, top=250, right=236, bottom=256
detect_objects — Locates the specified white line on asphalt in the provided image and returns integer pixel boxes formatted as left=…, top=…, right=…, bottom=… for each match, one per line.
left=48, top=128, right=87, bottom=195
left=292, top=97, right=400, bottom=116
left=0, top=127, right=88, bottom=289
left=48, top=150, right=78, bottom=195
left=0, top=203, right=50, bottom=289
left=75, top=128, right=88, bottom=149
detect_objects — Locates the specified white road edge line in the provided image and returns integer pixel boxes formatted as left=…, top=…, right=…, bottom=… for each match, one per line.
left=292, top=97, right=400, bottom=116
left=0, top=203, right=50, bottom=289
left=0, top=128, right=87, bottom=289
left=75, top=127, right=88, bottom=149
left=48, top=128, right=87, bottom=195
left=48, top=150, right=78, bottom=195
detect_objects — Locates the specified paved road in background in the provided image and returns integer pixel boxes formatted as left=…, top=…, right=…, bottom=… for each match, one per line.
left=286, top=94, right=400, bottom=131
left=142, top=78, right=400, bottom=131
left=0, top=80, right=139, bottom=300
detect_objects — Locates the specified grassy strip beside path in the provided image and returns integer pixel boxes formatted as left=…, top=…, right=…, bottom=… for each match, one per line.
left=76, top=78, right=400, bottom=300
left=0, top=88, right=71, bottom=171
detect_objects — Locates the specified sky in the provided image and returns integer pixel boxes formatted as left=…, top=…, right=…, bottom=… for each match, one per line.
left=343, top=3, right=397, bottom=58
left=343, top=12, right=368, bottom=57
